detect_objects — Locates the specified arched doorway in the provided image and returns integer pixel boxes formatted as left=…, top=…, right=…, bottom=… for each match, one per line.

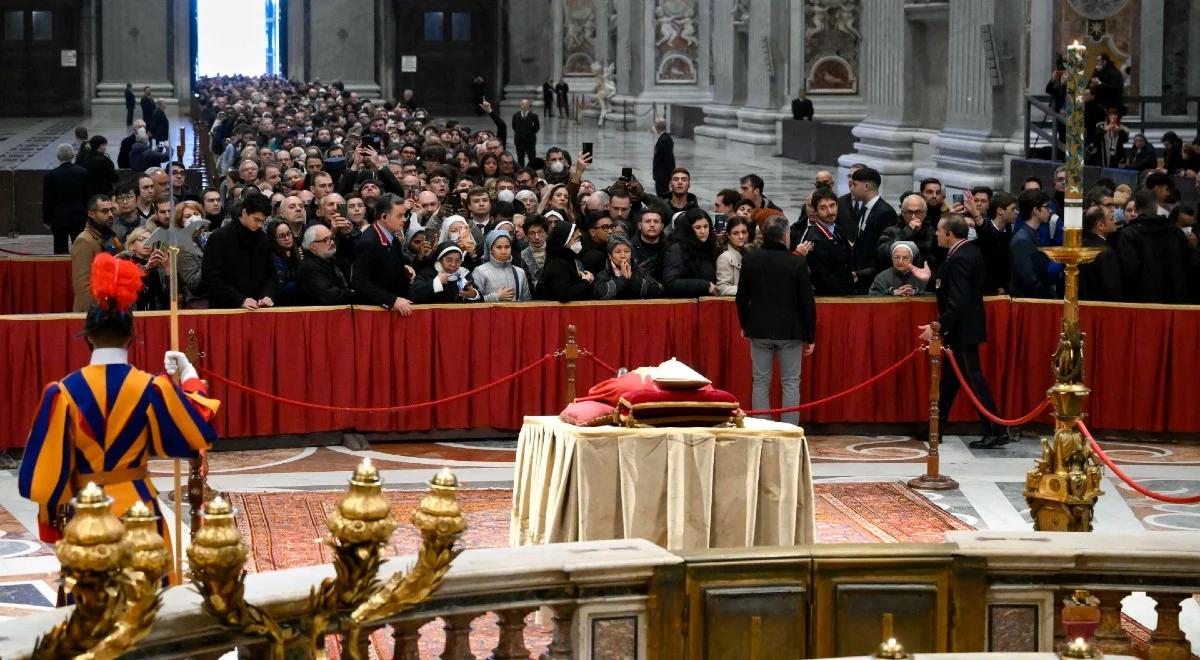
left=394, top=0, right=500, bottom=113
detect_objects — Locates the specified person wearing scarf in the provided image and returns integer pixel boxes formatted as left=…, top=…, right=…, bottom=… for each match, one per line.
left=71, top=195, right=122, bottom=312
left=401, top=224, right=433, bottom=271
left=869, top=241, right=928, bottom=296
left=534, top=220, right=593, bottom=302
left=593, top=233, right=663, bottom=299
left=473, top=229, right=532, bottom=302
left=521, top=213, right=550, bottom=291
left=411, top=242, right=482, bottom=303
left=439, top=214, right=481, bottom=268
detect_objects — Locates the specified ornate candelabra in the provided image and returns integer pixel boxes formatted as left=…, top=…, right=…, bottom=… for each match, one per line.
left=1024, top=40, right=1105, bottom=532
left=188, top=460, right=466, bottom=660
left=33, top=487, right=170, bottom=660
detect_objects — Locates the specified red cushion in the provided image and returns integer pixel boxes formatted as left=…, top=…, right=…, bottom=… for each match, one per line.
left=574, top=371, right=657, bottom=406
left=559, top=400, right=616, bottom=426
left=616, top=387, right=742, bottom=427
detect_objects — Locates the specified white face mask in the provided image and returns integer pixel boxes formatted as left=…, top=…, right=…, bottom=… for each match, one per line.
left=568, top=241, right=583, bottom=254
left=549, top=161, right=565, bottom=174
left=497, top=189, right=515, bottom=203
left=449, top=230, right=460, bottom=241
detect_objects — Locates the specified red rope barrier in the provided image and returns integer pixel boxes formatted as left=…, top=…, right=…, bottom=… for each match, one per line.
left=744, top=346, right=924, bottom=415
left=582, top=350, right=619, bottom=375
left=1079, top=420, right=1200, bottom=504
left=944, top=349, right=1051, bottom=426
left=199, top=353, right=556, bottom=413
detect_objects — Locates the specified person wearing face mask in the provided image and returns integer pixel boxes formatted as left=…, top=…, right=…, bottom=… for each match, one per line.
left=439, top=215, right=481, bottom=268
left=534, top=220, right=594, bottom=302
left=473, top=230, right=532, bottom=302
left=411, top=243, right=482, bottom=303
left=72, top=195, right=122, bottom=312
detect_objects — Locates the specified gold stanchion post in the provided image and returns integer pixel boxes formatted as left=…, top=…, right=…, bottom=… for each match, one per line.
left=1024, top=40, right=1105, bottom=532
left=562, top=324, right=580, bottom=405
left=909, top=322, right=958, bottom=490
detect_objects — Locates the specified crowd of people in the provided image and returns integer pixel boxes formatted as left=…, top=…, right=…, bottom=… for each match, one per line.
left=45, top=75, right=1200, bottom=316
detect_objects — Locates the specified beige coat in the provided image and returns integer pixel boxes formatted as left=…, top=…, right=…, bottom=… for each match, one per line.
left=715, top=246, right=743, bottom=296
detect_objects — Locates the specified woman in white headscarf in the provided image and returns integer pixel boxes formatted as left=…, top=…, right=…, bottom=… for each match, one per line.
left=869, top=241, right=927, bottom=296
left=439, top=214, right=481, bottom=268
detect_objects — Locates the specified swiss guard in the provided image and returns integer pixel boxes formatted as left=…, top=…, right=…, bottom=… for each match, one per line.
left=18, top=253, right=218, bottom=570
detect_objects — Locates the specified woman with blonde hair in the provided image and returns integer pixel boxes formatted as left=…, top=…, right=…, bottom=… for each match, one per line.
left=538, top=183, right=575, bottom=225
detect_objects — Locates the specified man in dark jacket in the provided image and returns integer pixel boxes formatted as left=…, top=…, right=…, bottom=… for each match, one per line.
left=117, top=120, right=144, bottom=169
left=1079, top=205, right=1122, bottom=301
left=297, top=224, right=353, bottom=305
left=799, top=188, right=855, bottom=295
left=352, top=194, right=415, bottom=315
left=652, top=116, right=675, bottom=198
left=148, top=99, right=170, bottom=146
left=975, top=192, right=1017, bottom=294
left=140, top=87, right=156, bottom=124
left=917, top=213, right=1006, bottom=448
left=1009, top=189, right=1054, bottom=298
left=1114, top=190, right=1191, bottom=304
left=848, top=166, right=897, bottom=292
left=82, top=136, right=118, bottom=198
left=736, top=215, right=816, bottom=425
left=631, top=209, right=667, bottom=283
left=511, top=99, right=540, bottom=166
left=43, top=144, right=90, bottom=254
left=201, top=192, right=277, bottom=309
left=836, top=162, right=865, bottom=242
left=124, top=83, right=135, bottom=126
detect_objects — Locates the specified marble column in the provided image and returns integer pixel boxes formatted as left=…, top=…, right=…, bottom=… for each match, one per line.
left=913, top=0, right=1028, bottom=192
left=285, top=0, right=306, bottom=81
left=838, top=0, right=919, bottom=194
left=1140, top=0, right=1165, bottom=122
left=306, top=0, right=380, bottom=96
left=92, top=0, right=178, bottom=121
left=693, top=0, right=740, bottom=147
left=727, top=0, right=788, bottom=157
left=503, top=0, right=553, bottom=102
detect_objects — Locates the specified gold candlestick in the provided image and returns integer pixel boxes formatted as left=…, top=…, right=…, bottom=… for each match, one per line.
left=1024, top=39, right=1105, bottom=532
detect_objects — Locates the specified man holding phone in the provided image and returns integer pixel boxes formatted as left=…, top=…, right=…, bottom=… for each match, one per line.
left=512, top=99, right=540, bottom=167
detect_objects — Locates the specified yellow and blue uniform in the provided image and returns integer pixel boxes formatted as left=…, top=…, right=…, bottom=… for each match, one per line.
left=18, top=362, right=219, bottom=544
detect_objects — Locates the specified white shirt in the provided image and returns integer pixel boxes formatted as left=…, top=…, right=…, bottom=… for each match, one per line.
left=90, top=348, right=129, bottom=365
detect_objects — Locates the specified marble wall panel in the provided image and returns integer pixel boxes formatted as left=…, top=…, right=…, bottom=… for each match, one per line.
left=804, top=0, right=860, bottom=94
left=653, top=0, right=699, bottom=84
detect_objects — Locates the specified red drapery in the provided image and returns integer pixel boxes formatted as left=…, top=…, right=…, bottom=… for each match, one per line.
left=0, top=258, right=73, bottom=315
left=1, top=297, right=1196, bottom=448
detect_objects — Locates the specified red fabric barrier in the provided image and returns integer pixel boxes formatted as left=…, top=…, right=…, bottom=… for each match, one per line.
left=0, top=297, right=1196, bottom=448
left=0, top=258, right=73, bottom=315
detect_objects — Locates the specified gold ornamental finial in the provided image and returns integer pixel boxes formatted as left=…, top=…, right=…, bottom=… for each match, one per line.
left=57, top=483, right=125, bottom=572
left=351, top=457, right=380, bottom=485
left=328, top=457, right=395, bottom=545
left=432, top=466, right=458, bottom=488
left=121, top=502, right=170, bottom=578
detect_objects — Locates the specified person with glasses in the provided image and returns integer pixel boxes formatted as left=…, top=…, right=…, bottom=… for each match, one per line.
left=1009, top=189, right=1054, bottom=299
left=267, top=219, right=302, bottom=306
left=112, top=181, right=141, bottom=242
left=578, top=210, right=617, bottom=274
left=297, top=224, right=353, bottom=306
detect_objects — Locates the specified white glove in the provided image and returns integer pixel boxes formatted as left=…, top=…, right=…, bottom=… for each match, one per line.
left=164, top=351, right=198, bottom=383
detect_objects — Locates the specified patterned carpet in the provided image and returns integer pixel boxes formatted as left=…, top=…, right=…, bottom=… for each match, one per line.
left=227, top=481, right=973, bottom=659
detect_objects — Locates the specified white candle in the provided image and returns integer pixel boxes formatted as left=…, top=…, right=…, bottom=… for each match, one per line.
left=1065, top=205, right=1083, bottom=230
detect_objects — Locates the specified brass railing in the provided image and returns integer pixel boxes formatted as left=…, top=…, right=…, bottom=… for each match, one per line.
left=5, top=528, right=1196, bottom=658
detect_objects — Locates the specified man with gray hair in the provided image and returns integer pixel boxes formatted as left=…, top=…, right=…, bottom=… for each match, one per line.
left=735, top=214, right=817, bottom=425
left=43, top=144, right=89, bottom=254
left=297, top=224, right=353, bottom=305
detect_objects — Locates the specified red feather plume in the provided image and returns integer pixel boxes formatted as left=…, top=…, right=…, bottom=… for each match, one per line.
left=89, top=253, right=144, bottom=312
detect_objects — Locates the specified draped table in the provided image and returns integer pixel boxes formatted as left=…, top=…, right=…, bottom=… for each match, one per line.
left=510, top=416, right=814, bottom=551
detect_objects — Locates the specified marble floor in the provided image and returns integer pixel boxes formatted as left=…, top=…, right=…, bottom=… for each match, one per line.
left=0, top=431, right=1196, bottom=648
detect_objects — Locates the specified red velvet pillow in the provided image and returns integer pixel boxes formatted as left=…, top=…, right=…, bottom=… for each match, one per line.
left=574, top=370, right=656, bottom=406
left=616, top=387, right=743, bottom=428
left=559, top=400, right=617, bottom=426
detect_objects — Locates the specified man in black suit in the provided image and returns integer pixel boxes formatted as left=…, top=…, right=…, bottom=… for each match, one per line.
left=836, top=162, right=865, bottom=242
left=916, top=213, right=1007, bottom=449
left=124, top=83, right=135, bottom=127
left=652, top=116, right=675, bottom=198
left=736, top=215, right=817, bottom=425
left=352, top=194, right=415, bottom=315
left=148, top=99, right=170, bottom=147
left=799, top=187, right=855, bottom=295
left=791, top=89, right=814, bottom=121
left=848, top=166, right=897, bottom=292
left=42, top=144, right=90, bottom=254
left=511, top=99, right=540, bottom=167
left=139, top=86, right=155, bottom=123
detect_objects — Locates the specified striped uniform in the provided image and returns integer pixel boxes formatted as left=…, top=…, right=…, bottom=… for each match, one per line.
left=18, top=363, right=218, bottom=545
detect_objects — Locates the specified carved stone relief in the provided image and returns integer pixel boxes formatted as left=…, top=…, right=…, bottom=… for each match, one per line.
left=655, top=0, right=699, bottom=84
left=805, top=0, right=860, bottom=93
left=563, top=0, right=597, bottom=76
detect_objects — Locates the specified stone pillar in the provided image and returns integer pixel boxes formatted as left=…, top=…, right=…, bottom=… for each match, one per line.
left=285, top=0, right=306, bottom=81
left=726, top=0, right=788, bottom=157
left=1140, top=1, right=1165, bottom=122
left=693, top=0, right=740, bottom=147
left=305, top=0, right=380, bottom=95
left=503, top=0, right=552, bottom=102
left=913, top=0, right=1028, bottom=192
left=838, top=0, right=918, bottom=194
left=93, top=0, right=178, bottom=121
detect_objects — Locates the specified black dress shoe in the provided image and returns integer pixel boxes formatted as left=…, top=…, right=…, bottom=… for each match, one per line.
left=969, top=435, right=1012, bottom=449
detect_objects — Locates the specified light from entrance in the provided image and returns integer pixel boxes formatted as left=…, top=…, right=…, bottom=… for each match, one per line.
left=196, top=0, right=280, bottom=77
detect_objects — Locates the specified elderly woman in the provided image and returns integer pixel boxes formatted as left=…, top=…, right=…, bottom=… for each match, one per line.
left=439, top=215, right=481, bottom=267
left=715, top=216, right=751, bottom=296
left=410, top=243, right=482, bottom=303
left=116, top=226, right=170, bottom=310
left=869, top=241, right=927, bottom=296
left=593, top=234, right=663, bottom=299
left=472, top=229, right=532, bottom=302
